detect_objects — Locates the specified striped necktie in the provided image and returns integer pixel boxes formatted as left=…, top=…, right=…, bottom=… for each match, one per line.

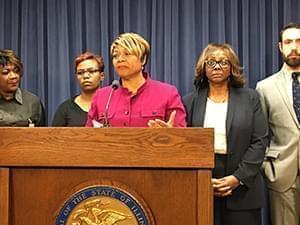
left=292, top=72, right=300, bottom=123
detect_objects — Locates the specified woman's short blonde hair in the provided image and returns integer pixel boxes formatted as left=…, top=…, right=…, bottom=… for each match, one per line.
left=194, top=43, right=245, bottom=89
left=110, top=32, right=150, bottom=66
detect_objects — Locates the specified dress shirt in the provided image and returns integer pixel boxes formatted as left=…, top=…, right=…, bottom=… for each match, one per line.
left=204, top=98, right=228, bottom=154
left=86, top=73, right=186, bottom=127
left=0, top=88, right=45, bottom=126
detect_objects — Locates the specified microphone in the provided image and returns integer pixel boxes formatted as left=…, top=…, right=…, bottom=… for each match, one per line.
left=103, top=80, right=119, bottom=127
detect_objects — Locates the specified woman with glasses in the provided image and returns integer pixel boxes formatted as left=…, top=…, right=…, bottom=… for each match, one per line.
left=183, top=43, right=268, bottom=225
left=52, top=52, right=104, bottom=126
left=86, top=33, right=186, bottom=127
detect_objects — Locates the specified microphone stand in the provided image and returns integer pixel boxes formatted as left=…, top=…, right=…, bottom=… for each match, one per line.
left=103, top=80, right=119, bottom=127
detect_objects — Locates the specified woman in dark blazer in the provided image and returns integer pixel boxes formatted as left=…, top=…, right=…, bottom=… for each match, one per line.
left=183, top=43, right=268, bottom=225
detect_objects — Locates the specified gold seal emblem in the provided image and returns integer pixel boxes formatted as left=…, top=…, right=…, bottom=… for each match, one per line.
left=67, top=197, right=137, bottom=225
left=56, top=184, right=154, bottom=225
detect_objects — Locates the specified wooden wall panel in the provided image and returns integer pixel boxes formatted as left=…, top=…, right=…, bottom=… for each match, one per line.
left=0, top=168, right=9, bottom=225
left=9, top=168, right=212, bottom=225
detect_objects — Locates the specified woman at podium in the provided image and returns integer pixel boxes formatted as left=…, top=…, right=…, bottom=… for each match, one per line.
left=183, top=43, right=268, bottom=225
left=86, top=33, right=186, bottom=128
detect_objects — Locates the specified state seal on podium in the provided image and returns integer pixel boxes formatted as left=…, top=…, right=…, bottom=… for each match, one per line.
left=56, top=183, right=155, bottom=225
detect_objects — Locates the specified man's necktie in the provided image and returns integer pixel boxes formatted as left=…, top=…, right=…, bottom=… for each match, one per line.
left=292, top=72, right=300, bottom=123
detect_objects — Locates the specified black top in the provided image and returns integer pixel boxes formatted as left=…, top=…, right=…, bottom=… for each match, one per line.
left=52, top=97, right=87, bottom=127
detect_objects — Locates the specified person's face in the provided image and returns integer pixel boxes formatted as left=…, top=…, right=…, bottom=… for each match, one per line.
left=76, top=59, right=104, bottom=93
left=0, top=63, right=21, bottom=95
left=279, top=28, right=300, bottom=68
left=112, top=46, right=143, bottom=79
left=205, top=49, right=231, bottom=85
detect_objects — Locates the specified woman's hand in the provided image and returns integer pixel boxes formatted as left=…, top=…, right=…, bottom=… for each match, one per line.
left=147, top=110, right=176, bottom=128
left=212, top=175, right=240, bottom=197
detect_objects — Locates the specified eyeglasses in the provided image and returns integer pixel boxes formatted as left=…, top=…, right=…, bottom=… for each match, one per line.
left=76, top=68, right=101, bottom=76
left=205, top=60, right=230, bottom=68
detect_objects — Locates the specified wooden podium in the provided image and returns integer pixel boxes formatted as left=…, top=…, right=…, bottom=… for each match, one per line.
left=0, top=127, right=214, bottom=225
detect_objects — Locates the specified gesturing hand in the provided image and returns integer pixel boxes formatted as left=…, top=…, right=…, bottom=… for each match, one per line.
left=147, top=110, right=176, bottom=128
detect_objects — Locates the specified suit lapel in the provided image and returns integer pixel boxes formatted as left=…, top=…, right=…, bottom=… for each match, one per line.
left=192, top=87, right=236, bottom=130
left=226, top=87, right=237, bottom=135
left=192, top=88, right=208, bottom=127
left=274, top=72, right=299, bottom=125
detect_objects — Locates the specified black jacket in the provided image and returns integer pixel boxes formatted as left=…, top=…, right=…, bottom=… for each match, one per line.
left=183, top=87, right=268, bottom=210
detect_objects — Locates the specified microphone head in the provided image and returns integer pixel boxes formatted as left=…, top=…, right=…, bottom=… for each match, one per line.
left=111, top=80, right=120, bottom=89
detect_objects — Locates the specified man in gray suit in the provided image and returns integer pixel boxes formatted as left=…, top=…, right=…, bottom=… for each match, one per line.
left=256, top=22, right=300, bottom=225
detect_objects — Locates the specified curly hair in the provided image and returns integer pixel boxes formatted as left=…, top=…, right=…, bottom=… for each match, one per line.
left=194, top=43, right=245, bottom=89
left=0, top=49, right=23, bottom=76
left=74, top=51, right=104, bottom=73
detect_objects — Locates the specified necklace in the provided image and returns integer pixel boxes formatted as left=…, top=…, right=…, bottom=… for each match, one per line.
left=208, top=92, right=228, bottom=103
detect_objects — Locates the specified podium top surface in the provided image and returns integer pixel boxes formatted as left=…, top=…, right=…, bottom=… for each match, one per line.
left=0, top=127, right=214, bottom=169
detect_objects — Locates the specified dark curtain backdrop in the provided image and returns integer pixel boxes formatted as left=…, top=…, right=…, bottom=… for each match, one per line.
left=1, top=0, right=300, bottom=224
left=1, top=0, right=300, bottom=122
